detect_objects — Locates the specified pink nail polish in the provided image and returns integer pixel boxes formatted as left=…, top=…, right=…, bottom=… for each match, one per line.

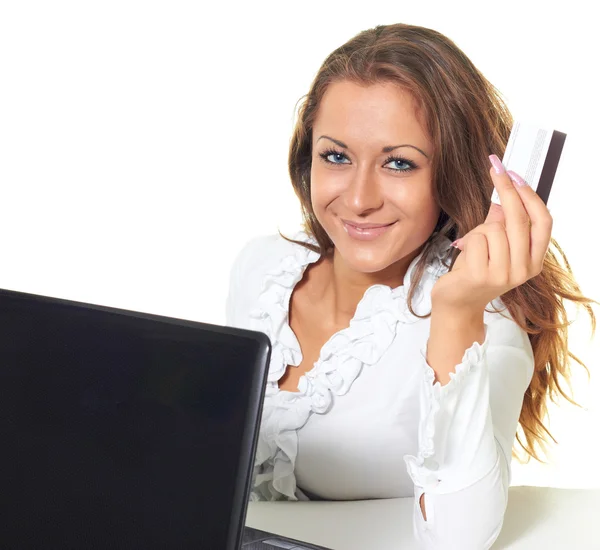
left=507, top=170, right=528, bottom=187
left=489, top=154, right=505, bottom=175
left=451, top=239, right=461, bottom=249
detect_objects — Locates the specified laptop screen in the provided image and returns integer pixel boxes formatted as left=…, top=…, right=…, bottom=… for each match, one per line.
left=0, top=289, right=268, bottom=549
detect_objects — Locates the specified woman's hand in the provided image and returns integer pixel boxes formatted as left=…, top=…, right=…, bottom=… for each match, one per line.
left=430, top=154, right=553, bottom=314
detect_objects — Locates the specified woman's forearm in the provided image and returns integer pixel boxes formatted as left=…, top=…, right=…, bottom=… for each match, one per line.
left=426, top=306, right=486, bottom=386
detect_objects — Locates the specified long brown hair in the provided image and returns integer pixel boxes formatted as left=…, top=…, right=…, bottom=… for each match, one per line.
left=285, top=22, right=598, bottom=463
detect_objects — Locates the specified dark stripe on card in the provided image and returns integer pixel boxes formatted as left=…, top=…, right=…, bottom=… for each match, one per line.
left=536, top=130, right=567, bottom=205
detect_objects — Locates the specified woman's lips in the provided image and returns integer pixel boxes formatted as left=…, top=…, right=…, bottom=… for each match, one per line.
left=341, top=219, right=397, bottom=241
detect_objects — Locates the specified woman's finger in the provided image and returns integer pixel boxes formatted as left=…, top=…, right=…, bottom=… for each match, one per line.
left=465, top=232, right=489, bottom=285
left=483, top=222, right=510, bottom=285
left=506, top=170, right=553, bottom=272
left=488, top=156, right=531, bottom=271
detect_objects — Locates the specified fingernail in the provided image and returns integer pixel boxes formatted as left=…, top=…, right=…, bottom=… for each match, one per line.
left=507, top=170, right=528, bottom=187
left=489, top=154, right=505, bottom=175
left=451, top=239, right=463, bottom=249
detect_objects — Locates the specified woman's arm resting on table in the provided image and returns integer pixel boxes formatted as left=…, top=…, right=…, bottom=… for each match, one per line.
left=419, top=306, right=485, bottom=519
left=404, top=305, right=534, bottom=550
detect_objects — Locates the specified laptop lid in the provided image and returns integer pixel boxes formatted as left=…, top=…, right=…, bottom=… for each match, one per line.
left=0, top=287, right=271, bottom=549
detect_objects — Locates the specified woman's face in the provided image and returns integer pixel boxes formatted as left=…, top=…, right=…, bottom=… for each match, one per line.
left=310, top=80, right=441, bottom=275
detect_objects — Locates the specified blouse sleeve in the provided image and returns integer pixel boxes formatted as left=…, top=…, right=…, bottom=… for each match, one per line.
left=402, top=305, right=535, bottom=550
left=225, top=233, right=280, bottom=328
left=225, top=235, right=262, bottom=328
left=225, top=249, right=243, bottom=328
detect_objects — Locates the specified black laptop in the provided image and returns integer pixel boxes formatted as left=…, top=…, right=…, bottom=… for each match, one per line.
left=0, top=288, right=330, bottom=549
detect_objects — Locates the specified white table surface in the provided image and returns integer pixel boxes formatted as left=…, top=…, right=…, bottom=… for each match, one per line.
left=246, top=486, right=600, bottom=549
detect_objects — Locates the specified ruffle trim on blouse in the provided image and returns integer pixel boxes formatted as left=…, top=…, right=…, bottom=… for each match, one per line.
left=249, top=230, right=454, bottom=500
left=248, top=234, right=321, bottom=388
left=403, top=325, right=490, bottom=491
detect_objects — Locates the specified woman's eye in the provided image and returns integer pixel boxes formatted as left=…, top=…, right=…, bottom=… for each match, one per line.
left=324, top=152, right=350, bottom=164
left=385, top=158, right=413, bottom=171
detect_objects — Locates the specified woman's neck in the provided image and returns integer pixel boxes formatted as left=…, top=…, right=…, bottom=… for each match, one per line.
left=316, top=244, right=424, bottom=324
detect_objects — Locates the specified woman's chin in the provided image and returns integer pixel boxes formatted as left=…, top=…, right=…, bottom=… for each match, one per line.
left=333, top=246, right=398, bottom=274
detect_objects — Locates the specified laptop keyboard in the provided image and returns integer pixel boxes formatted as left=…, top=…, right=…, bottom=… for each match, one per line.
left=242, top=527, right=332, bottom=550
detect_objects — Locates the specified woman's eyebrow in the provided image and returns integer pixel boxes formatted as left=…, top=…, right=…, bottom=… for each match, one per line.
left=317, top=134, right=429, bottom=159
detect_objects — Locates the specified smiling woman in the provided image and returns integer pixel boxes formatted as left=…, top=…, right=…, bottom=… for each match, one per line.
left=225, top=22, right=598, bottom=550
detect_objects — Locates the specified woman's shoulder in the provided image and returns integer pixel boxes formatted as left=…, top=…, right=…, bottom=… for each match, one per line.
left=226, top=231, right=320, bottom=326
left=230, top=231, right=313, bottom=277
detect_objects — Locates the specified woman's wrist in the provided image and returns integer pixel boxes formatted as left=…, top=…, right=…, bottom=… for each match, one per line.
left=427, top=305, right=486, bottom=386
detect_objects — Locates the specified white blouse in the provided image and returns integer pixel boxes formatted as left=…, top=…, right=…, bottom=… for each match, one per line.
left=226, top=230, right=535, bottom=550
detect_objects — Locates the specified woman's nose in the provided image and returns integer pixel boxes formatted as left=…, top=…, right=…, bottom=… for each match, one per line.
left=344, top=167, right=384, bottom=215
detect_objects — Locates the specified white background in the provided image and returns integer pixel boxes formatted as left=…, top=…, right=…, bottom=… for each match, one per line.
left=1, top=0, right=598, bottom=489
